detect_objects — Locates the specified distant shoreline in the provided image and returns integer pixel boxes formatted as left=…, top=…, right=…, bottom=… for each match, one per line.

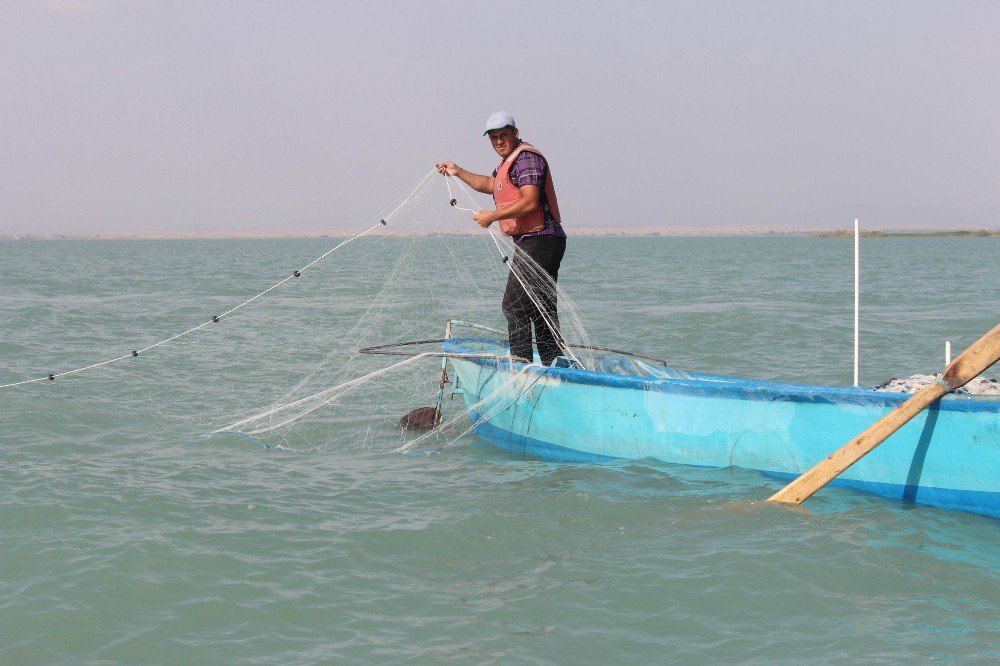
left=2, top=227, right=998, bottom=241
left=811, top=229, right=1000, bottom=238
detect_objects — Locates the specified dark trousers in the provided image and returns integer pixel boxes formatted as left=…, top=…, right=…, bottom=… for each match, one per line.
left=501, top=235, right=567, bottom=366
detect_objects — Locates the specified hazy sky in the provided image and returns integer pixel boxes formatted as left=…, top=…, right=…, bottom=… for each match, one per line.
left=2, top=0, right=998, bottom=234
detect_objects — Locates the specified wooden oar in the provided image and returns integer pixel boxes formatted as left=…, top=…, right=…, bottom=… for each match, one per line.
left=767, top=321, right=1000, bottom=506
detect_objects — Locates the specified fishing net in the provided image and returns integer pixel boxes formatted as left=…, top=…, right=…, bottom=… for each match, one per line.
left=872, top=374, right=1000, bottom=395
left=0, top=170, right=600, bottom=454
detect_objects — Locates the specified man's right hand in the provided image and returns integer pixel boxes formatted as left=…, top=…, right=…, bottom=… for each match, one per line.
left=435, top=162, right=460, bottom=177
left=435, top=163, right=494, bottom=194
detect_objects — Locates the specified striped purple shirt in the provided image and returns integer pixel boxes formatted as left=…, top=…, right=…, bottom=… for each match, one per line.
left=494, top=146, right=566, bottom=240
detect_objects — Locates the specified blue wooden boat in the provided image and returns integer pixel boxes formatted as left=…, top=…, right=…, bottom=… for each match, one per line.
left=441, top=336, right=1000, bottom=519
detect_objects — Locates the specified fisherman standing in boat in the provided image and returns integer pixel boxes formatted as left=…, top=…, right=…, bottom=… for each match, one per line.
left=436, top=111, right=567, bottom=366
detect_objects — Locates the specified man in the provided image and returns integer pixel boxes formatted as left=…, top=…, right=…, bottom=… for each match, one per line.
left=436, top=111, right=567, bottom=366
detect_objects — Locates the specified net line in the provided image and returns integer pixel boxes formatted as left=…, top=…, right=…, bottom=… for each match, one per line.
left=4, top=166, right=600, bottom=455
left=0, top=169, right=438, bottom=390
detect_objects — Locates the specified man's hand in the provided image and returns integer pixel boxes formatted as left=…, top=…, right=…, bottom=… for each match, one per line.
left=435, top=163, right=495, bottom=194
left=473, top=210, right=496, bottom=228
left=435, top=161, right=460, bottom=177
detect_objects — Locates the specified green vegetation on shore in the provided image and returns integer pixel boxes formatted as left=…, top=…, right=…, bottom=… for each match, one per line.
left=813, top=229, right=1000, bottom=238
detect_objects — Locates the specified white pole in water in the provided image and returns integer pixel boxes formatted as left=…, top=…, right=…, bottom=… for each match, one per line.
left=945, top=340, right=952, bottom=366
left=853, top=218, right=860, bottom=388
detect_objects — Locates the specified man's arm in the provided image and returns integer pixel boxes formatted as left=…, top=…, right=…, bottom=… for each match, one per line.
left=435, top=162, right=494, bottom=194
left=473, top=185, right=541, bottom=228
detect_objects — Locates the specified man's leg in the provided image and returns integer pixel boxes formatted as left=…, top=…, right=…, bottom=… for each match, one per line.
left=525, top=236, right=566, bottom=365
left=505, top=236, right=566, bottom=366
left=502, top=248, right=535, bottom=362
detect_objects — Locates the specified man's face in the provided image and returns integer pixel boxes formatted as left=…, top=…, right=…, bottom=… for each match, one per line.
left=487, top=126, right=519, bottom=159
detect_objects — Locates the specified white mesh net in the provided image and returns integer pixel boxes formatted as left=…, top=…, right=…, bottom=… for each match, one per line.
left=1, top=170, right=600, bottom=454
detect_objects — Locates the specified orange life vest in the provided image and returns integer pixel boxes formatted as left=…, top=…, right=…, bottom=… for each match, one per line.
left=492, top=143, right=562, bottom=237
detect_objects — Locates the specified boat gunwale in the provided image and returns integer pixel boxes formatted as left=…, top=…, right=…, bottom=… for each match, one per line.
left=442, top=337, right=1000, bottom=414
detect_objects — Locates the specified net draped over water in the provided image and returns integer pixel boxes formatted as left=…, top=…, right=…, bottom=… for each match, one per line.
left=1, top=171, right=598, bottom=453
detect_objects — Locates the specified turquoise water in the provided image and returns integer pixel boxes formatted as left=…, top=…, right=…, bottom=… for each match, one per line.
left=2, top=236, right=998, bottom=663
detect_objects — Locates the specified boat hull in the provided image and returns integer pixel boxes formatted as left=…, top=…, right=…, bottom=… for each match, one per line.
left=445, top=340, right=1000, bottom=518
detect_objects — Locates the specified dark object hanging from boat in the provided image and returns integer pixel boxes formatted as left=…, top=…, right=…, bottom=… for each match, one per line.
left=397, top=406, right=441, bottom=430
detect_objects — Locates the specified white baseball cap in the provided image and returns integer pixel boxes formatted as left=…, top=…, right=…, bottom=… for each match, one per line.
left=483, top=111, right=516, bottom=135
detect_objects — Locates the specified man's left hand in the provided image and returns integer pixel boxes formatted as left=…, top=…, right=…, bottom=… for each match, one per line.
left=473, top=211, right=495, bottom=228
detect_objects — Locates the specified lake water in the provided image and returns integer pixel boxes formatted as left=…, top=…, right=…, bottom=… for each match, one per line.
left=1, top=235, right=998, bottom=663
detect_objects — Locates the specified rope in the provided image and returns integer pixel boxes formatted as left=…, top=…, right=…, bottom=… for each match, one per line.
left=0, top=169, right=438, bottom=390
